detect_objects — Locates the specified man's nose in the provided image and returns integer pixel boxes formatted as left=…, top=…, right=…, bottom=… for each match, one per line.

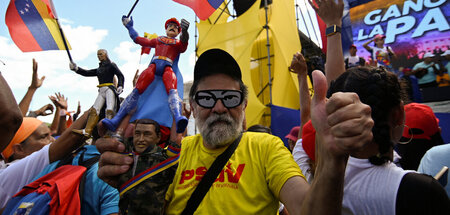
left=138, top=134, right=145, bottom=141
left=212, top=99, right=227, bottom=113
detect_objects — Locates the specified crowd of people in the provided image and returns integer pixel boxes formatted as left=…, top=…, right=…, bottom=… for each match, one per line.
left=344, top=33, right=450, bottom=104
left=345, top=38, right=450, bottom=104
left=0, top=0, right=449, bottom=214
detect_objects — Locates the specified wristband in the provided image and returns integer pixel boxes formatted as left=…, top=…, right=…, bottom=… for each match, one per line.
left=326, top=25, right=341, bottom=37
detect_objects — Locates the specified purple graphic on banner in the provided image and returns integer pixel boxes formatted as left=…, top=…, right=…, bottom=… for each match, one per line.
left=348, top=0, right=450, bottom=70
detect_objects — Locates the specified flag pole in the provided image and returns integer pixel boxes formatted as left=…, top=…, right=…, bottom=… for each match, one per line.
left=127, top=0, right=140, bottom=18
left=55, top=19, right=73, bottom=63
left=48, top=0, right=73, bottom=63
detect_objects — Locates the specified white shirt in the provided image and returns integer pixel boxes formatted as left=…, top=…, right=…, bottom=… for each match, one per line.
left=0, top=144, right=50, bottom=207
left=342, top=156, right=413, bottom=215
left=292, top=139, right=314, bottom=183
left=347, top=56, right=361, bottom=68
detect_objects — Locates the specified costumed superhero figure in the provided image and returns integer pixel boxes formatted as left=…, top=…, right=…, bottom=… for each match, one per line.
left=102, top=16, right=189, bottom=133
left=69, top=49, right=124, bottom=137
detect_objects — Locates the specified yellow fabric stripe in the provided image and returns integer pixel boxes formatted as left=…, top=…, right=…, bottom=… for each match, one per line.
left=33, top=0, right=71, bottom=50
left=166, top=150, right=177, bottom=157
left=97, top=83, right=114, bottom=88
left=119, top=159, right=178, bottom=196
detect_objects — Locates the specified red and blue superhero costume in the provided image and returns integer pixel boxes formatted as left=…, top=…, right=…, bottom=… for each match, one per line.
left=102, top=17, right=189, bottom=133
left=134, top=35, right=187, bottom=94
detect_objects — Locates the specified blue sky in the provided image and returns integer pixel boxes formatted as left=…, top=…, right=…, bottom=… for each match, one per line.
left=0, top=0, right=321, bottom=124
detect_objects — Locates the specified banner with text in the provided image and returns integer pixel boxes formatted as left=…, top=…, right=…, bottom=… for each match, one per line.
left=349, top=0, right=449, bottom=69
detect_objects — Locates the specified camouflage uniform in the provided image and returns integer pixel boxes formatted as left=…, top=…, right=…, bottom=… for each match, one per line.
left=118, top=138, right=179, bottom=215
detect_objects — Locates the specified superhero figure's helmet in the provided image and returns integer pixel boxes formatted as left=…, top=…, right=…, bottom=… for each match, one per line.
left=165, top=18, right=181, bottom=30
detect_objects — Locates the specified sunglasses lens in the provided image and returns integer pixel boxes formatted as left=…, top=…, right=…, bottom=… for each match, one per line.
left=196, top=92, right=216, bottom=108
left=221, top=91, right=242, bottom=108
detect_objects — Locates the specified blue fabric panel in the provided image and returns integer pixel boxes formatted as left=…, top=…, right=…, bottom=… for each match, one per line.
left=435, top=113, right=450, bottom=144
left=3, top=192, right=51, bottom=215
left=270, top=105, right=301, bottom=148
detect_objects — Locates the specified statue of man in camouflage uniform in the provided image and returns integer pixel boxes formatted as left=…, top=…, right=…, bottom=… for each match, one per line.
left=118, top=119, right=180, bottom=215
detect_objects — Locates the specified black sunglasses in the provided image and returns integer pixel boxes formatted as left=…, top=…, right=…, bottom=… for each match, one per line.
left=194, top=90, right=243, bottom=109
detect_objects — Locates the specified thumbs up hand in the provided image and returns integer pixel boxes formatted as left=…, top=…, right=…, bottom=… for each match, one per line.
left=310, top=70, right=373, bottom=161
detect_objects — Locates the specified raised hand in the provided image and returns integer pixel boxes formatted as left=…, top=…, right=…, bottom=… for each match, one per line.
left=30, top=58, right=45, bottom=89
left=180, top=19, right=190, bottom=43
left=34, top=104, right=54, bottom=116
left=180, top=18, right=190, bottom=32
left=310, top=70, right=373, bottom=160
left=122, top=15, right=133, bottom=28
left=49, top=92, right=68, bottom=110
left=289, top=52, right=307, bottom=76
left=308, top=0, right=344, bottom=26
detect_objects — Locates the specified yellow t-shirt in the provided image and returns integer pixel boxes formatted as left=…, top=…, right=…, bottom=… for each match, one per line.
left=165, top=132, right=304, bottom=215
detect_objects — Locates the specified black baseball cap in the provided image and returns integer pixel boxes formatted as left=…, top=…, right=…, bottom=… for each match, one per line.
left=193, top=49, right=242, bottom=82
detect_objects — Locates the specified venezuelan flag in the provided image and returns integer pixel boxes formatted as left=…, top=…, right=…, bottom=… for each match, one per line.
left=173, top=0, right=224, bottom=20
left=5, top=0, right=71, bottom=52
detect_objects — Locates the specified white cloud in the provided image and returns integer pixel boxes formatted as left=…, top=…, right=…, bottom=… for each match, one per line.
left=63, top=24, right=108, bottom=61
left=0, top=23, right=112, bottom=123
left=176, top=51, right=195, bottom=83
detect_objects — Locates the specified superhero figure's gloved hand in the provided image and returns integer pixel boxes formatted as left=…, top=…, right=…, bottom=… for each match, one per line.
left=180, top=19, right=190, bottom=32
left=122, top=15, right=133, bottom=28
left=122, top=15, right=138, bottom=41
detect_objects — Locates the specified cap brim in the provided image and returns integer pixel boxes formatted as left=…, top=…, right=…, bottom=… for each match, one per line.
left=285, top=134, right=297, bottom=141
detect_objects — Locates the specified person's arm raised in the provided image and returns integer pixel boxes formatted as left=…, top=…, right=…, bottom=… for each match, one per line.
left=309, top=0, right=345, bottom=85
left=362, top=38, right=374, bottom=52
left=19, top=59, right=45, bottom=116
left=49, top=92, right=67, bottom=134
left=55, top=94, right=68, bottom=135
left=300, top=71, right=373, bottom=215
left=29, top=104, right=54, bottom=117
left=289, top=52, right=311, bottom=138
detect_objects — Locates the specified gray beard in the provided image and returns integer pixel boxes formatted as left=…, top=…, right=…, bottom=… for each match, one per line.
left=196, top=112, right=243, bottom=148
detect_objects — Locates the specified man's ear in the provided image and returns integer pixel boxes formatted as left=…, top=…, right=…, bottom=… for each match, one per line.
left=190, top=99, right=196, bottom=118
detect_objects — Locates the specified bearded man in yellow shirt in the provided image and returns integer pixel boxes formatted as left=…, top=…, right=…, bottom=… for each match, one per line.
left=96, top=1, right=376, bottom=213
